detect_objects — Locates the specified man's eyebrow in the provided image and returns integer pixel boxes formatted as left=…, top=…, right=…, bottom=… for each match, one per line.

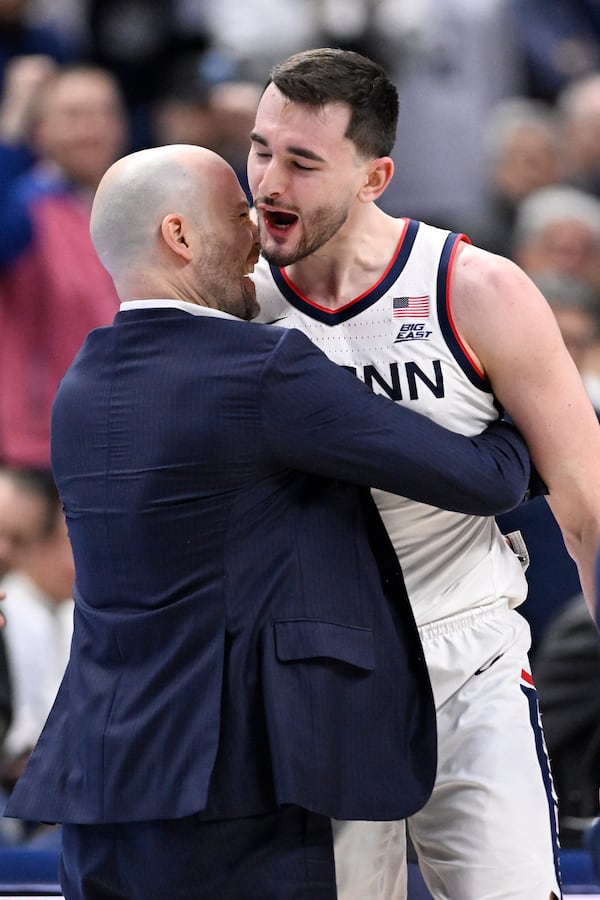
left=250, top=131, right=326, bottom=164
left=250, top=131, right=268, bottom=147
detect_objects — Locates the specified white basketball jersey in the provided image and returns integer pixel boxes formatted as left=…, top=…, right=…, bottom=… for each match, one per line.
left=253, top=219, right=527, bottom=627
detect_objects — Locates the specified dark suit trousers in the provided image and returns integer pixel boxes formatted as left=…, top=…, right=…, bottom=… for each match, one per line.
left=60, top=805, right=336, bottom=900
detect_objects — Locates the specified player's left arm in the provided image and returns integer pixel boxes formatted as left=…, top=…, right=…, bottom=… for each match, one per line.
left=452, top=242, right=600, bottom=620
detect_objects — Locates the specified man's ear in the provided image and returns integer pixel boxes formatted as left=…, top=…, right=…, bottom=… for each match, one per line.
left=160, top=213, right=193, bottom=260
left=358, top=157, right=394, bottom=202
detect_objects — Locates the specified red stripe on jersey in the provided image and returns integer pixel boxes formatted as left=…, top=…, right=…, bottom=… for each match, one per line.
left=444, top=235, right=486, bottom=379
left=521, top=669, right=534, bottom=686
left=279, top=218, right=411, bottom=312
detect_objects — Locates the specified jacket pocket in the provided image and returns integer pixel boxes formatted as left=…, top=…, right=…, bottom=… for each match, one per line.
left=274, top=619, right=375, bottom=671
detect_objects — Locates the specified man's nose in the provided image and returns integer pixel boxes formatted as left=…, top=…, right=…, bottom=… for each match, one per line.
left=258, top=159, right=287, bottom=199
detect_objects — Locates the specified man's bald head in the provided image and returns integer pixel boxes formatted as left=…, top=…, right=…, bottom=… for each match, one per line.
left=89, top=143, right=260, bottom=317
left=91, top=145, right=225, bottom=277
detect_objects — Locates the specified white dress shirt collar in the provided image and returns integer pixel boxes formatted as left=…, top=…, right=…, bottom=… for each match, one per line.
left=119, top=299, right=240, bottom=322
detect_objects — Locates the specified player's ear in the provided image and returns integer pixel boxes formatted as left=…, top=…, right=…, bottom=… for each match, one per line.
left=358, top=157, right=394, bottom=202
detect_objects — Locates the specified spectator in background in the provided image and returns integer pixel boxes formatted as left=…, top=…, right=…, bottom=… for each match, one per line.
left=0, top=0, right=79, bottom=94
left=149, top=51, right=221, bottom=153
left=0, top=469, right=17, bottom=740
left=0, top=62, right=128, bottom=469
left=0, top=466, right=70, bottom=845
left=204, top=0, right=322, bottom=84
left=511, top=184, right=600, bottom=292
left=0, top=52, right=54, bottom=181
left=0, top=467, right=73, bottom=809
left=533, top=273, right=600, bottom=403
left=557, top=73, right=600, bottom=198
left=208, top=80, right=262, bottom=202
left=378, top=0, right=525, bottom=230
left=510, top=0, right=600, bottom=101
left=0, top=464, right=47, bottom=581
left=83, top=0, right=215, bottom=150
left=0, top=0, right=81, bottom=187
left=23, top=0, right=86, bottom=53
left=469, top=97, right=562, bottom=256
left=510, top=184, right=600, bottom=408
left=533, top=589, right=600, bottom=850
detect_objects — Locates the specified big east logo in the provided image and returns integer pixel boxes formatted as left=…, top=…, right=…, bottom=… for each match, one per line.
left=394, top=322, right=433, bottom=342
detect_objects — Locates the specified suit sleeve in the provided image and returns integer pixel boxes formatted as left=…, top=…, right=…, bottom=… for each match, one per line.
left=259, top=327, right=531, bottom=516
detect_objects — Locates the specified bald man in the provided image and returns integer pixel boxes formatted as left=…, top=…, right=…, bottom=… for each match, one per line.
left=4, top=145, right=536, bottom=900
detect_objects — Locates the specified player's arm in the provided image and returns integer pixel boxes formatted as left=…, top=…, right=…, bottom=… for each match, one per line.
left=452, top=243, right=600, bottom=619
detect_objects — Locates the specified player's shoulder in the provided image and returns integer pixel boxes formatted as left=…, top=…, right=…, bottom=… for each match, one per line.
left=453, top=241, right=534, bottom=297
left=450, top=240, right=551, bottom=341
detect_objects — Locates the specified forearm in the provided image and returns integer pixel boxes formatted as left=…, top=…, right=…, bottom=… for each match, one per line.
left=361, top=416, right=532, bottom=515
left=547, top=495, right=600, bottom=623
left=566, top=530, right=599, bottom=624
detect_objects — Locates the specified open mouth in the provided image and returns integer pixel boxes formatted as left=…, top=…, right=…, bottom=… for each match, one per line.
left=263, top=210, right=298, bottom=230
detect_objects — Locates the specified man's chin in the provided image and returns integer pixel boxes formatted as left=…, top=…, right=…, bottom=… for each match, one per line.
left=261, top=245, right=300, bottom=268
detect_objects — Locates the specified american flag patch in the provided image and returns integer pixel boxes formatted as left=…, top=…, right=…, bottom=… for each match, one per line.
left=392, top=295, right=430, bottom=318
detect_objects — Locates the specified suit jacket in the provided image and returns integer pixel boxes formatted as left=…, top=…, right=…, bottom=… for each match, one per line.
left=5, top=304, right=531, bottom=825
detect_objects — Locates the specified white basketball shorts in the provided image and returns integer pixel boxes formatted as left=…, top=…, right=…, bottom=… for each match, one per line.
left=333, top=601, right=562, bottom=900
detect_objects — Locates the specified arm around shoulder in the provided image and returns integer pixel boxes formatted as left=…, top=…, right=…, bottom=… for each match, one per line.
left=259, top=327, right=532, bottom=516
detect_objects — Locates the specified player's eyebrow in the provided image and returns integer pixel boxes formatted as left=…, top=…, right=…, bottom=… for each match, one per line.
left=250, top=131, right=326, bottom=164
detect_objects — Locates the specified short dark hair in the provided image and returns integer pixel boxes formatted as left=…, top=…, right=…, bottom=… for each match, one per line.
left=268, top=48, right=399, bottom=159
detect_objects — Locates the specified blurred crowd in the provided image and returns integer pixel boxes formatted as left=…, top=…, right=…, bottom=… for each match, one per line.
left=0, top=0, right=598, bottom=861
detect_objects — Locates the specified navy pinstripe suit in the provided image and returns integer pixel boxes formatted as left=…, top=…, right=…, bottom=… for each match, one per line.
left=5, top=304, right=531, bottom=897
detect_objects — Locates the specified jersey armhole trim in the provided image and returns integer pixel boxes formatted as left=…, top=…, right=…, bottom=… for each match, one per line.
left=438, top=233, right=492, bottom=393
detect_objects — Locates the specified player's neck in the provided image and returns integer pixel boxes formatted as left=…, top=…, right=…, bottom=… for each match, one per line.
left=285, top=208, right=404, bottom=310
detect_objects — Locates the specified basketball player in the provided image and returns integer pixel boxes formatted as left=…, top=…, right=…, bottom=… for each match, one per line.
left=247, top=47, right=600, bottom=900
